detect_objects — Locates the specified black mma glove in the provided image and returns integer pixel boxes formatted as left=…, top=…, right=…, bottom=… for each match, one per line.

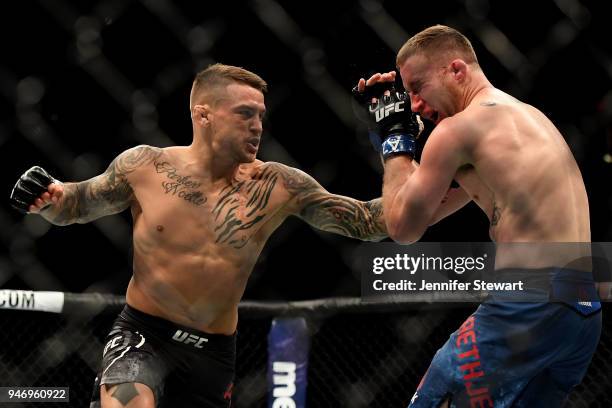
left=352, top=81, right=423, bottom=160
left=10, top=166, right=58, bottom=214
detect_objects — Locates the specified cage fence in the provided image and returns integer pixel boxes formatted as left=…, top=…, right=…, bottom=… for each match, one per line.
left=0, top=292, right=610, bottom=407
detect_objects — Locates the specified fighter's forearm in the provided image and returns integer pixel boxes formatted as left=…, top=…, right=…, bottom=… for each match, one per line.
left=382, top=157, right=416, bottom=218
left=382, top=156, right=421, bottom=242
left=39, top=182, right=87, bottom=226
left=300, top=194, right=387, bottom=242
left=37, top=147, right=154, bottom=225
left=40, top=173, right=132, bottom=226
left=361, top=197, right=387, bottom=241
left=270, top=162, right=387, bottom=241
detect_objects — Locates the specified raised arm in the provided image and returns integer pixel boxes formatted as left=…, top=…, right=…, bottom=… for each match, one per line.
left=269, top=162, right=387, bottom=241
left=400, top=159, right=472, bottom=226
left=383, top=122, right=467, bottom=243
left=21, top=145, right=161, bottom=225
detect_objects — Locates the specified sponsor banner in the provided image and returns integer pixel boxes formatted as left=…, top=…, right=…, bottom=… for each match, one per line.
left=267, top=317, right=309, bottom=408
left=0, top=290, right=64, bottom=313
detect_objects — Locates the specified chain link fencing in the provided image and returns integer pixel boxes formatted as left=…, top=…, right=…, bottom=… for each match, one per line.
left=0, top=294, right=610, bottom=407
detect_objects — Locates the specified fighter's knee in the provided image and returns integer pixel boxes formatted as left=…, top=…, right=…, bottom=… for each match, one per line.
left=438, top=398, right=450, bottom=408
left=101, top=383, right=155, bottom=408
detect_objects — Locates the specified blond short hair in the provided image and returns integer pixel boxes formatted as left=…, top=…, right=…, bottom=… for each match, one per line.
left=190, top=63, right=267, bottom=108
left=396, top=25, right=479, bottom=67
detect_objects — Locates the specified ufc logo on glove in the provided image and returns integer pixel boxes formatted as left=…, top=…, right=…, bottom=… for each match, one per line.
left=372, top=101, right=405, bottom=122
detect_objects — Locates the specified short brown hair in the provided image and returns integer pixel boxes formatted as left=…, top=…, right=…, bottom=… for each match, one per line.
left=396, top=25, right=478, bottom=68
left=190, top=63, right=267, bottom=108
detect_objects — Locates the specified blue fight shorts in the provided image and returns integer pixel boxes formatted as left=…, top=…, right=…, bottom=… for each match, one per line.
left=409, top=271, right=602, bottom=407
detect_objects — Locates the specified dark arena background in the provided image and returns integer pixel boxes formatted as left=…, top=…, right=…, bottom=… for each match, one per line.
left=1, top=1, right=612, bottom=407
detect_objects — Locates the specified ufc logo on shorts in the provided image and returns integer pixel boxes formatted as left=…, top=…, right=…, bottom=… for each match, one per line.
left=103, top=336, right=123, bottom=356
left=373, top=101, right=405, bottom=122
left=172, top=329, right=208, bottom=348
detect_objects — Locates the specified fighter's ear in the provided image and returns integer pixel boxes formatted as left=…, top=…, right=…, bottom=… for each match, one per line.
left=192, top=104, right=211, bottom=127
left=449, top=59, right=467, bottom=82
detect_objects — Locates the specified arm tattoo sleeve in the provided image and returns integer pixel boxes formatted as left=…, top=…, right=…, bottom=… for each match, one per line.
left=44, top=145, right=161, bottom=225
left=272, top=163, right=387, bottom=241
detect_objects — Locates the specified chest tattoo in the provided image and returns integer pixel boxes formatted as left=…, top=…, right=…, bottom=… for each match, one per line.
left=154, top=161, right=207, bottom=206
left=212, top=167, right=278, bottom=248
left=491, top=200, right=501, bottom=226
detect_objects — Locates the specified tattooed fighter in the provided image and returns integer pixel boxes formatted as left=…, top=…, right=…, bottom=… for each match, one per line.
left=9, top=64, right=386, bottom=408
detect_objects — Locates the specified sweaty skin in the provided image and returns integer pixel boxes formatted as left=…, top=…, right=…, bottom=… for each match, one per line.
left=34, top=147, right=385, bottom=335
left=354, top=37, right=596, bottom=408
left=30, top=79, right=386, bottom=337
left=380, top=55, right=590, bottom=269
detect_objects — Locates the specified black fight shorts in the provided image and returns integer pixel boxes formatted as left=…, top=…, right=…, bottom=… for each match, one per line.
left=90, top=305, right=235, bottom=408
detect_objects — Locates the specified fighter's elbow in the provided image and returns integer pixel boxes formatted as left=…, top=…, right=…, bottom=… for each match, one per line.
left=366, top=234, right=387, bottom=243
left=427, top=215, right=440, bottom=227
left=386, top=219, right=423, bottom=244
left=48, top=217, right=79, bottom=227
left=384, top=199, right=430, bottom=243
left=390, top=230, right=421, bottom=245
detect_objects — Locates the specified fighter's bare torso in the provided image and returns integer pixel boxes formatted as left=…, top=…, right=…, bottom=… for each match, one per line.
left=426, top=88, right=591, bottom=270
left=36, top=143, right=384, bottom=335
left=446, top=89, right=590, bottom=243
left=126, top=146, right=295, bottom=334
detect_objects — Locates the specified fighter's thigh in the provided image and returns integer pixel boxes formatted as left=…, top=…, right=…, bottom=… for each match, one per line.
left=101, top=383, right=155, bottom=408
